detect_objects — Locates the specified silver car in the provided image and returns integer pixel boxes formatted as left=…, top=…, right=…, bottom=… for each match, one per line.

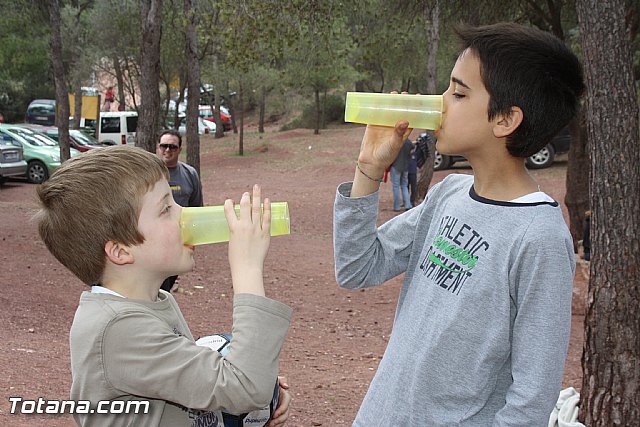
left=0, top=135, right=28, bottom=183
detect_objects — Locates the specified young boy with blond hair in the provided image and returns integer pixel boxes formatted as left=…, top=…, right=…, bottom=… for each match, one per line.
left=36, top=146, right=292, bottom=426
left=333, top=23, right=584, bottom=425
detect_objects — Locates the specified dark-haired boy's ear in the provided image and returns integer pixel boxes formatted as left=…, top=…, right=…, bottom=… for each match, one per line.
left=104, top=241, right=135, bottom=265
left=493, top=106, right=523, bottom=138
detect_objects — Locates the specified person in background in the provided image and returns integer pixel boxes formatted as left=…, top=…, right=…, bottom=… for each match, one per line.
left=156, top=129, right=203, bottom=292
left=390, top=138, right=413, bottom=212
left=408, top=141, right=418, bottom=208
left=102, top=86, right=115, bottom=111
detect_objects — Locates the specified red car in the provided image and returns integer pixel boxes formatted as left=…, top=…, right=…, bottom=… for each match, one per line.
left=199, top=106, right=232, bottom=131
left=20, top=124, right=107, bottom=152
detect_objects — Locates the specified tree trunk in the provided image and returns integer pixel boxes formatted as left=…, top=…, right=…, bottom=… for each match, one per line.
left=416, top=0, right=439, bottom=202
left=73, top=82, right=82, bottom=130
left=49, top=0, right=71, bottom=162
left=238, top=80, right=244, bottom=156
left=184, top=0, right=201, bottom=175
left=258, top=86, right=266, bottom=133
left=137, top=0, right=163, bottom=152
left=415, top=133, right=436, bottom=204
left=314, top=88, right=320, bottom=135
left=577, top=0, right=640, bottom=425
left=564, top=113, right=590, bottom=251
left=113, top=56, right=126, bottom=111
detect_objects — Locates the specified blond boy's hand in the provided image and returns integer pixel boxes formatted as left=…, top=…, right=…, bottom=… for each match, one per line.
left=224, top=185, right=270, bottom=296
left=267, top=376, right=291, bottom=427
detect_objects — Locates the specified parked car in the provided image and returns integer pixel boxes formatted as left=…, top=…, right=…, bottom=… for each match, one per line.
left=21, top=124, right=107, bottom=153
left=0, top=124, right=80, bottom=184
left=25, top=99, right=56, bottom=126
left=177, top=115, right=213, bottom=135
left=0, top=136, right=28, bottom=184
left=98, top=111, right=138, bottom=145
left=199, top=105, right=232, bottom=131
left=525, top=126, right=571, bottom=169
left=432, top=126, right=572, bottom=171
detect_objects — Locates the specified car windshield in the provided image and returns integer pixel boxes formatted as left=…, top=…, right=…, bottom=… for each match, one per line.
left=9, top=128, right=57, bottom=147
left=70, top=130, right=100, bottom=146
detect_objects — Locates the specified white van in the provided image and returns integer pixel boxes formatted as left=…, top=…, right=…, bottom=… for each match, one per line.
left=98, top=111, right=138, bottom=145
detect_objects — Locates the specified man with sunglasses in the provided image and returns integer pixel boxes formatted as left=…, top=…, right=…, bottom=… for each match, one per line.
left=156, top=129, right=203, bottom=292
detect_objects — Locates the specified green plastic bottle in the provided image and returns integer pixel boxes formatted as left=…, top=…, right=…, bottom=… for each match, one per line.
left=344, top=92, right=443, bottom=130
left=180, top=202, right=290, bottom=245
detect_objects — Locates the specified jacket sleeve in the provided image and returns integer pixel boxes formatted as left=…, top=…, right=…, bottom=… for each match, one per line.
left=333, top=182, right=422, bottom=289
left=101, top=294, right=292, bottom=414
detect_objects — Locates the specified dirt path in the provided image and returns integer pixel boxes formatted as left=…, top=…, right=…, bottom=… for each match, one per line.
left=0, top=124, right=586, bottom=426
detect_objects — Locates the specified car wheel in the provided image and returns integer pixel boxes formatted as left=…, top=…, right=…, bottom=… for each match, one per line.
left=433, top=150, right=452, bottom=171
left=526, top=144, right=556, bottom=169
left=27, top=160, right=49, bottom=184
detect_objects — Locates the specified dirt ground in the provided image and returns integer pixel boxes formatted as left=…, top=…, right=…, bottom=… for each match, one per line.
left=0, top=123, right=587, bottom=426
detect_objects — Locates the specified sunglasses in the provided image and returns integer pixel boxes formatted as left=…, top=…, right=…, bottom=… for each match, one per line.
left=159, top=143, right=179, bottom=151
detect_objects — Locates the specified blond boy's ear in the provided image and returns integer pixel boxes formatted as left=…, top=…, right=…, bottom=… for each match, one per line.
left=493, top=106, right=523, bottom=138
left=104, top=241, right=135, bottom=265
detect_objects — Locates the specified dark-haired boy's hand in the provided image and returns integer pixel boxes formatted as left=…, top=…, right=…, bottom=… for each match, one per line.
left=224, top=185, right=270, bottom=296
left=351, top=120, right=413, bottom=198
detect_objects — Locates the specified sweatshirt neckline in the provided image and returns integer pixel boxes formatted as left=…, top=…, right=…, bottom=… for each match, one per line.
left=468, top=185, right=558, bottom=207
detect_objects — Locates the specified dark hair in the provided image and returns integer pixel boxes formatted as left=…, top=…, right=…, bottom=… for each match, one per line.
left=159, top=128, right=182, bottom=147
left=454, top=22, right=585, bottom=157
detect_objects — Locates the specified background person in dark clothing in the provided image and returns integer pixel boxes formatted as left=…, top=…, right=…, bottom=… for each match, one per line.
left=156, top=129, right=204, bottom=292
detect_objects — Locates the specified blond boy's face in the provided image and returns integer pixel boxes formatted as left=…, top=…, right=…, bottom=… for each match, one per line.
left=130, top=179, right=195, bottom=283
left=436, top=49, right=496, bottom=158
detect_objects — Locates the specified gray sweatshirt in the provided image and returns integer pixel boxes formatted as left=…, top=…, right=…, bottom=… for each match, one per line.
left=333, top=174, right=575, bottom=426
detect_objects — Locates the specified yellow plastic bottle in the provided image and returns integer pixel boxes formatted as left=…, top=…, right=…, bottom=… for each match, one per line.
left=180, top=202, right=290, bottom=246
left=344, top=92, right=443, bottom=130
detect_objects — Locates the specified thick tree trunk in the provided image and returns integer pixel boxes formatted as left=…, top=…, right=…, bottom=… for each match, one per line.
left=49, top=0, right=71, bottom=162
left=137, top=0, right=163, bottom=152
left=577, top=0, right=640, bottom=425
left=184, top=0, right=201, bottom=175
left=564, top=113, right=590, bottom=251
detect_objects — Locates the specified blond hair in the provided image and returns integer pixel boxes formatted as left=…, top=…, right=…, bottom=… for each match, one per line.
left=35, top=146, right=169, bottom=284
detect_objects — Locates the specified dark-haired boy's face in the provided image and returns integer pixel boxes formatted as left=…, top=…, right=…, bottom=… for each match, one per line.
left=436, top=49, right=496, bottom=159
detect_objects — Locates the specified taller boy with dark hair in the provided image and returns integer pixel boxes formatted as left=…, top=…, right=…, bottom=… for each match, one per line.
left=333, top=23, right=584, bottom=425
left=36, top=146, right=292, bottom=426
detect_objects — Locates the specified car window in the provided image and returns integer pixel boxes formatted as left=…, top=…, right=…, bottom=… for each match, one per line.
left=28, top=104, right=55, bottom=115
left=101, top=117, right=121, bottom=133
left=0, top=133, right=21, bottom=147
left=71, top=130, right=99, bottom=146
left=46, top=131, right=60, bottom=142
left=9, top=128, right=57, bottom=146
left=126, top=116, right=138, bottom=132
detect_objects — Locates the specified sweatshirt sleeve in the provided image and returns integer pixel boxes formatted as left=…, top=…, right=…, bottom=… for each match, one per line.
left=494, top=222, right=575, bottom=426
left=333, top=182, right=422, bottom=289
left=101, top=294, right=292, bottom=414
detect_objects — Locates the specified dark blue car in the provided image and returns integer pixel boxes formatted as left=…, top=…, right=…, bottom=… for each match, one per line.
left=25, top=99, right=56, bottom=126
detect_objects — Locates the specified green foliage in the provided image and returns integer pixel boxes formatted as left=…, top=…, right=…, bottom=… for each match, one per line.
left=280, top=93, right=345, bottom=130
